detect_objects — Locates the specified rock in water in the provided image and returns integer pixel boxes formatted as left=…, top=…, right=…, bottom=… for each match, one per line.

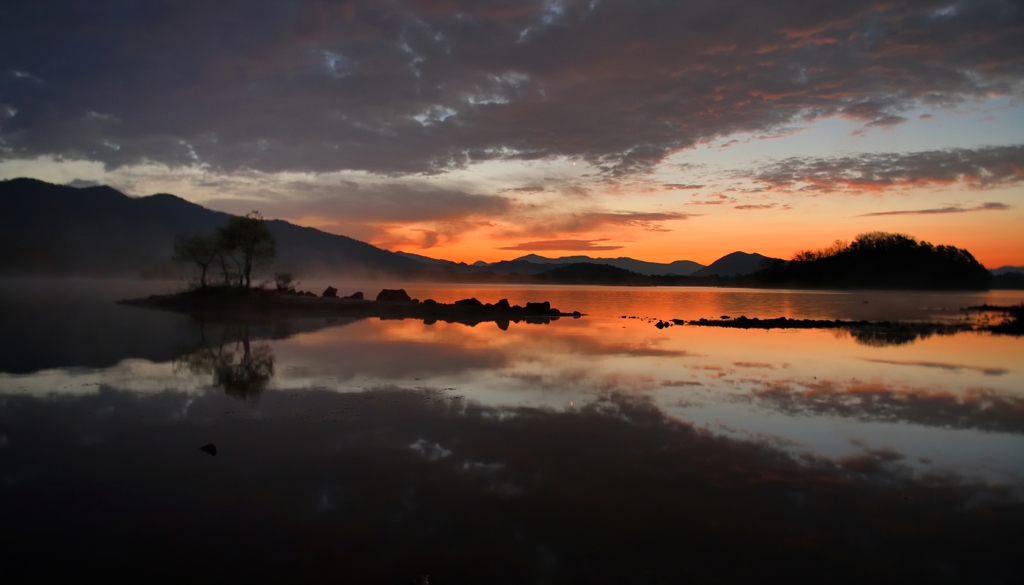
left=454, top=298, right=483, bottom=307
left=495, top=298, right=511, bottom=310
left=199, top=443, right=217, bottom=456
left=526, top=301, right=551, bottom=312
left=322, top=286, right=338, bottom=298
left=345, top=291, right=364, bottom=300
left=376, top=289, right=412, bottom=302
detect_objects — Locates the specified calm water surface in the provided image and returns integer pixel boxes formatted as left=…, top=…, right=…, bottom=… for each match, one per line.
left=1, top=279, right=1023, bottom=583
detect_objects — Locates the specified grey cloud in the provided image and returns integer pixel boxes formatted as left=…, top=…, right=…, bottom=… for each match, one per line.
left=857, top=201, right=1011, bottom=216
left=206, top=182, right=513, bottom=224
left=751, top=145, right=1024, bottom=191
left=1, top=1, right=1023, bottom=176
left=506, top=210, right=698, bottom=237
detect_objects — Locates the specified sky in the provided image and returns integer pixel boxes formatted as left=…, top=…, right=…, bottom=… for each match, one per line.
left=1, top=0, right=1023, bottom=267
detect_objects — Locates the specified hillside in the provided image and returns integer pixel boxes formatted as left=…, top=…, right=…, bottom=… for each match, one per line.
left=692, top=252, right=774, bottom=277
left=757, top=232, right=990, bottom=290
left=0, top=178, right=422, bottom=278
left=512, top=254, right=704, bottom=276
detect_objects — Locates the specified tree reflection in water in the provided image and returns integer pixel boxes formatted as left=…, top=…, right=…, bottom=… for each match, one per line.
left=175, top=320, right=275, bottom=399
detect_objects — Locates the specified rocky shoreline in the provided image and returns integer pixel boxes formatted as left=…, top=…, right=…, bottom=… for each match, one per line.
left=119, top=287, right=582, bottom=328
left=639, top=304, right=1022, bottom=345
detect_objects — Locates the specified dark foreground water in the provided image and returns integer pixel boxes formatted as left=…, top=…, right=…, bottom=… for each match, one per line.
left=1, top=279, right=1023, bottom=583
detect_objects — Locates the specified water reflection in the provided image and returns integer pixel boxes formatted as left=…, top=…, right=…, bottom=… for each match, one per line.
left=175, top=321, right=275, bottom=400
left=2, top=279, right=1024, bottom=581
left=1, top=387, right=1021, bottom=582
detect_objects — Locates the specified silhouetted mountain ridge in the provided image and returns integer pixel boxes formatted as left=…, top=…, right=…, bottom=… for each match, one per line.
left=0, top=178, right=421, bottom=277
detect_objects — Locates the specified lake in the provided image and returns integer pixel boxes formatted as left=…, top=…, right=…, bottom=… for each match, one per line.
left=1, top=278, right=1023, bottom=583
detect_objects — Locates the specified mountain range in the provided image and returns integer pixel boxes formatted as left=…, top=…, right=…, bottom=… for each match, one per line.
left=0, top=178, right=880, bottom=282
left=395, top=250, right=775, bottom=277
left=0, top=178, right=419, bottom=278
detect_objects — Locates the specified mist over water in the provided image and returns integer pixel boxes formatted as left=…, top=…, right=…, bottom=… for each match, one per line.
left=1, top=279, right=1023, bottom=582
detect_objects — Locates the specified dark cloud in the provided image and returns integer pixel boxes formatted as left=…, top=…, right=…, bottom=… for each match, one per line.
left=663, top=183, right=705, bottom=190
left=498, top=238, right=623, bottom=251
left=857, top=201, right=1011, bottom=216
left=502, top=185, right=547, bottom=192
left=2, top=1, right=1022, bottom=176
left=205, top=182, right=513, bottom=224
left=751, top=145, right=1024, bottom=192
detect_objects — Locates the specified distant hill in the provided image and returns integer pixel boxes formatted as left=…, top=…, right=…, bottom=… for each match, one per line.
left=394, top=251, right=473, bottom=269
left=991, top=266, right=1024, bottom=276
left=692, top=252, right=775, bottom=277
left=511, top=254, right=704, bottom=276
left=757, top=232, right=990, bottom=290
left=0, top=178, right=422, bottom=278
left=397, top=251, right=706, bottom=276
left=531, top=263, right=653, bottom=285
left=990, top=267, right=1024, bottom=290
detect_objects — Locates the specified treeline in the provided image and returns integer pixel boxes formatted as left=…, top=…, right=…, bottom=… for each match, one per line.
left=756, top=232, right=990, bottom=290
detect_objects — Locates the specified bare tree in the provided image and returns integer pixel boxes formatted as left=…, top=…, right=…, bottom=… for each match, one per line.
left=172, top=235, right=220, bottom=288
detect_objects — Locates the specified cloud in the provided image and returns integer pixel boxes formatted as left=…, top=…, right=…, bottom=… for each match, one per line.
left=498, top=209, right=698, bottom=239
left=856, top=202, right=1011, bottom=217
left=1, top=1, right=1022, bottom=176
left=734, top=203, right=791, bottom=210
left=206, top=182, right=513, bottom=224
left=498, top=239, right=623, bottom=251
left=751, top=145, right=1024, bottom=192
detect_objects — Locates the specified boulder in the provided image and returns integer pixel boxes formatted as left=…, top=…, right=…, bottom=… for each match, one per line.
left=322, top=286, right=338, bottom=298
left=525, top=301, right=551, bottom=313
left=495, top=298, right=511, bottom=310
left=345, top=291, right=364, bottom=300
left=454, top=297, right=483, bottom=307
left=376, top=289, right=412, bottom=302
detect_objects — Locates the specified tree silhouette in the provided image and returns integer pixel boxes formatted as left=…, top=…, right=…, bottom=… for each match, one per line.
left=172, top=234, right=221, bottom=288
left=216, top=211, right=276, bottom=288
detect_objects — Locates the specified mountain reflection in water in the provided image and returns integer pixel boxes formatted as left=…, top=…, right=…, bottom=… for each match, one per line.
left=1, top=280, right=1023, bottom=582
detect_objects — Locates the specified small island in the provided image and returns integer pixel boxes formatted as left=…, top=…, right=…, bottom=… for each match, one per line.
left=121, top=286, right=581, bottom=328
left=121, top=208, right=581, bottom=328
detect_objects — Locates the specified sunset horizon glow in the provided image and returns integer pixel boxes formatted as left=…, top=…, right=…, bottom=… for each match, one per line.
left=1, top=1, right=1022, bottom=267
